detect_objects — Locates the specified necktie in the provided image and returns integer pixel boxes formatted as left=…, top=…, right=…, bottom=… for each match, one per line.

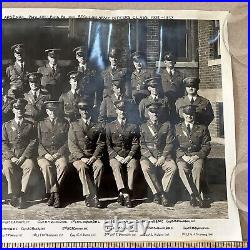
left=187, top=124, right=191, bottom=135
left=51, top=119, right=55, bottom=127
left=52, top=66, right=55, bottom=74
left=34, top=92, right=37, bottom=100
left=21, top=63, right=24, bottom=72
left=190, top=97, right=194, bottom=104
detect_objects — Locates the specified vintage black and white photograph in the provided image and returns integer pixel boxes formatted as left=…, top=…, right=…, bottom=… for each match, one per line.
left=2, top=8, right=243, bottom=244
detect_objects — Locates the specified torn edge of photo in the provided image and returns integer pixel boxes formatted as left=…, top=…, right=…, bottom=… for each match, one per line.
left=1, top=8, right=243, bottom=247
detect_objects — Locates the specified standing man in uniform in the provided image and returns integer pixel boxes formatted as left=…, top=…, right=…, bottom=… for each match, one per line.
left=73, top=46, right=103, bottom=109
left=24, top=72, right=51, bottom=122
left=159, top=52, right=185, bottom=101
left=176, top=77, right=214, bottom=126
left=59, top=71, right=83, bottom=122
left=102, top=48, right=130, bottom=98
left=130, top=52, right=153, bottom=104
left=37, top=101, right=69, bottom=208
left=99, top=77, right=139, bottom=125
left=175, top=105, right=211, bottom=208
left=140, top=103, right=177, bottom=206
left=106, top=101, right=140, bottom=208
left=2, top=98, right=37, bottom=209
left=6, top=44, right=34, bottom=94
left=2, top=76, right=14, bottom=122
left=68, top=100, right=105, bottom=208
left=37, top=49, right=64, bottom=99
left=139, top=77, right=171, bottom=124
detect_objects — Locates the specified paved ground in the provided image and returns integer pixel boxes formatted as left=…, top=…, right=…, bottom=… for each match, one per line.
left=2, top=143, right=228, bottom=220
left=2, top=184, right=227, bottom=220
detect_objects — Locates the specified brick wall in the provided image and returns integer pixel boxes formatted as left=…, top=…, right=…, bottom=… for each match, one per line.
left=198, top=20, right=222, bottom=89
left=145, top=20, right=160, bottom=67
left=198, top=20, right=223, bottom=138
left=209, top=102, right=224, bottom=138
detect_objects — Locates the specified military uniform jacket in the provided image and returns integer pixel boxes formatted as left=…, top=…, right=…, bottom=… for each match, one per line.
left=99, top=94, right=140, bottom=124
left=106, top=120, right=140, bottom=159
left=175, top=122, right=211, bottom=161
left=6, top=60, right=34, bottom=85
left=2, top=119, right=37, bottom=160
left=68, top=119, right=106, bottom=161
left=159, top=69, right=185, bottom=100
left=2, top=95, right=14, bottom=122
left=130, top=68, right=152, bottom=103
left=38, top=118, right=69, bottom=158
left=175, top=95, right=214, bottom=126
left=139, top=95, right=171, bottom=123
left=24, top=90, right=51, bottom=121
left=140, top=121, right=175, bottom=160
left=59, top=90, right=82, bottom=121
left=101, top=66, right=130, bottom=97
left=37, top=63, right=63, bottom=88
left=75, top=65, right=103, bottom=107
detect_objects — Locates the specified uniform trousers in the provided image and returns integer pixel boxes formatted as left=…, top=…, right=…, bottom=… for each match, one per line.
left=38, top=156, right=68, bottom=194
left=2, top=159, right=35, bottom=195
left=110, top=158, right=138, bottom=192
left=177, top=158, right=205, bottom=197
left=73, top=159, right=103, bottom=197
left=140, top=159, right=177, bottom=195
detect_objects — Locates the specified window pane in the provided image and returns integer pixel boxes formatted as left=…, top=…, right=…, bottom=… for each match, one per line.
left=161, top=20, right=187, bottom=59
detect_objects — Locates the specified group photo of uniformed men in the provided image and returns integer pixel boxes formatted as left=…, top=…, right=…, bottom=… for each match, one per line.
left=2, top=19, right=222, bottom=215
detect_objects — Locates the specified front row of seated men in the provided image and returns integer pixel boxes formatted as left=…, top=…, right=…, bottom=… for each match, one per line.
left=2, top=96, right=211, bottom=210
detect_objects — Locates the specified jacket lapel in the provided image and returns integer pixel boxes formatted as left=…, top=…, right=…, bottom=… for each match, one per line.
left=181, top=122, right=189, bottom=137
left=193, top=95, right=202, bottom=105
left=14, top=62, right=22, bottom=74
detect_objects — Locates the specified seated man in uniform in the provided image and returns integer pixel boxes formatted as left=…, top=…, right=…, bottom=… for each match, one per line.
left=139, top=77, right=171, bottom=124
left=2, top=98, right=37, bottom=209
left=140, top=103, right=177, bottom=206
left=175, top=105, right=211, bottom=208
left=176, top=77, right=214, bottom=126
left=106, top=101, right=140, bottom=208
left=68, top=100, right=105, bottom=208
left=37, top=48, right=64, bottom=99
left=59, top=71, right=83, bottom=122
left=37, top=101, right=69, bottom=208
left=99, top=77, right=139, bottom=124
left=130, top=52, right=153, bottom=104
left=24, top=72, right=51, bottom=122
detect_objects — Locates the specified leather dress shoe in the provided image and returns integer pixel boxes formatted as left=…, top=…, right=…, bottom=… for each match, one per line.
left=10, top=196, right=19, bottom=207
left=17, top=196, right=26, bottom=209
left=47, top=193, right=55, bottom=206
left=124, top=195, right=133, bottom=208
left=93, top=196, right=102, bottom=209
left=161, top=193, right=171, bottom=207
left=190, top=193, right=198, bottom=207
left=53, top=193, right=61, bottom=208
left=85, top=196, right=92, bottom=207
left=196, top=197, right=209, bottom=208
left=117, top=194, right=125, bottom=206
left=152, top=193, right=161, bottom=204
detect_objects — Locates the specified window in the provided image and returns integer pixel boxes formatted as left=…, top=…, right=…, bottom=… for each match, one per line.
left=160, top=20, right=198, bottom=62
left=213, top=20, right=221, bottom=59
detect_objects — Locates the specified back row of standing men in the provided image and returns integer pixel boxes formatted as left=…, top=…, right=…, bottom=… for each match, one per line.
left=2, top=43, right=214, bottom=210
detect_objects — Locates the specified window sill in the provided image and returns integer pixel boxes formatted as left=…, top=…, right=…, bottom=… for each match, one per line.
left=208, top=59, right=221, bottom=66
left=156, top=61, right=198, bottom=68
